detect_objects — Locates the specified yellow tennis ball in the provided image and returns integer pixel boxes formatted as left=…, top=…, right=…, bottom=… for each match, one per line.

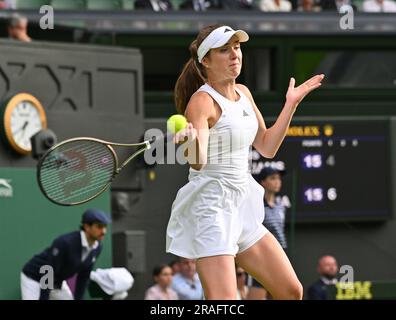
left=167, top=114, right=187, bottom=134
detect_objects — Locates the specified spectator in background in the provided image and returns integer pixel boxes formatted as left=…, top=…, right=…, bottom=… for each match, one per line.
left=260, top=0, right=292, bottom=11
left=307, top=255, right=338, bottom=300
left=180, top=0, right=218, bottom=10
left=145, top=264, right=178, bottom=300
left=320, top=0, right=338, bottom=9
left=170, top=259, right=181, bottom=275
left=172, top=258, right=203, bottom=300
left=134, top=0, right=173, bottom=11
left=8, top=14, right=32, bottom=42
left=297, top=0, right=322, bottom=11
left=320, top=0, right=357, bottom=11
left=258, top=166, right=288, bottom=249
left=236, top=266, right=249, bottom=300
left=0, top=0, right=16, bottom=9
left=218, top=0, right=258, bottom=9
left=362, top=0, right=396, bottom=11
left=248, top=166, right=288, bottom=299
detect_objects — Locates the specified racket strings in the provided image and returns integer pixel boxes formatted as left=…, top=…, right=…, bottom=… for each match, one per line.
left=40, top=149, right=112, bottom=190
left=40, top=145, right=112, bottom=185
left=39, top=140, right=116, bottom=205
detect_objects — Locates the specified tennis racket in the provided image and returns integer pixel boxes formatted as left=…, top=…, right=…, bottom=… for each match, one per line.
left=37, top=137, right=152, bottom=206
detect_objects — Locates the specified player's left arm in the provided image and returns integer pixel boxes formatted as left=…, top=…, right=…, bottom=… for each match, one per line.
left=237, top=75, right=324, bottom=159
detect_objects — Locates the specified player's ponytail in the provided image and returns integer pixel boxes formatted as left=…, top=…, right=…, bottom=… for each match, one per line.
left=174, top=24, right=223, bottom=115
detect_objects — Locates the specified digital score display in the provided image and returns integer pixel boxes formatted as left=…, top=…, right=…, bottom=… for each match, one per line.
left=251, top=117, right=391, bottom=222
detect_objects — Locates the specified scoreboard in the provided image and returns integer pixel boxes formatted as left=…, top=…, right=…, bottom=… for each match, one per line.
left=251, top=117, right=392, bottom=222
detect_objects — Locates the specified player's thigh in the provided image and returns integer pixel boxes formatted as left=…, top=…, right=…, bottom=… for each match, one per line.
left=236, top=233, right=303, bottom=300
left=196, top=255, right=237, bottom=300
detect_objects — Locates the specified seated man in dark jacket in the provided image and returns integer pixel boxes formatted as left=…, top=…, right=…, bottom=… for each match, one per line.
left=21, top=208, right=111, bottom=300
left=307, top=255, right=339, bottom=300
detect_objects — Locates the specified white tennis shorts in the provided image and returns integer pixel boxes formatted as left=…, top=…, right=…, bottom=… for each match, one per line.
left=166, top=171, right=268, bottom=259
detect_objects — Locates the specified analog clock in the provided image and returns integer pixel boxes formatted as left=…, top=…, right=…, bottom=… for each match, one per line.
left=2, top=93, right=47, bottom=155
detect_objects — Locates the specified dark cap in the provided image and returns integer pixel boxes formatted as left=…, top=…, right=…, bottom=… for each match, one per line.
left=82, top=208, right=112, bottom=225
left=256, top=166, right=286, bottom=182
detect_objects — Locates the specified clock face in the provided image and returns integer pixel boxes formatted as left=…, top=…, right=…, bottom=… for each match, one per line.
left=3, top=93, right=47, bottom=155
left=10, top=101, right=44, bottom=151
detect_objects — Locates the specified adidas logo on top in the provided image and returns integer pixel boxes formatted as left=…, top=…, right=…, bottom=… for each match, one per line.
left=243, top=110, right=249, bottom=117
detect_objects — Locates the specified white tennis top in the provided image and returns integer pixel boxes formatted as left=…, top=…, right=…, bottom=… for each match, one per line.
left=192, top=83, right=258, bottom=178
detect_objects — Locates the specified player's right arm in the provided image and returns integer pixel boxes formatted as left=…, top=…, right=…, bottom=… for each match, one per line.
left=174, top=92, right=214, bottom=171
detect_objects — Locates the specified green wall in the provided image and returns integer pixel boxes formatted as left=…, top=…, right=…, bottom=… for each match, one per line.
left=0, top=168, right=112, bottom=300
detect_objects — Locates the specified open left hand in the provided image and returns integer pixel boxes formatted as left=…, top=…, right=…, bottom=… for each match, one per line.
left=286, top=74, right=325, bottom=108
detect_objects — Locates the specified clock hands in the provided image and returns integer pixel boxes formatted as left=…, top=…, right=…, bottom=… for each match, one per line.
left=22, top=121, right=29, bottom=131
left=14, top=121, right=29, bottom=138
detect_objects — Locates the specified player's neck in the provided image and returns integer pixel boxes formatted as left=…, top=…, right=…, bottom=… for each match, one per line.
left=207, top=79, right=238, bottom=101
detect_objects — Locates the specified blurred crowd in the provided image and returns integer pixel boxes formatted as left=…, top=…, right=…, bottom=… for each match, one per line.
left=0, top=0, right=395, bottom=13
left=144, top=255, right=339, bottom=300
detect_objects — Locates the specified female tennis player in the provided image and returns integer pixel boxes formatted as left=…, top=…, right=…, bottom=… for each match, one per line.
left=166, top=24, right=324, bottom=300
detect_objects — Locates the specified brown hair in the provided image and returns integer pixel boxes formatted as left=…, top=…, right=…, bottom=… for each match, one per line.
left=174, top=24, right=224, bottom=115
left=152, top=264, right=171, bottom=277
